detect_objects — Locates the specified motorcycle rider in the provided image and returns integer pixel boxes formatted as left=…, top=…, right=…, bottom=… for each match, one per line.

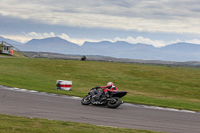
left=101, top=82, right=118, bottom=91
left=95, top=82, right=118, bottom=97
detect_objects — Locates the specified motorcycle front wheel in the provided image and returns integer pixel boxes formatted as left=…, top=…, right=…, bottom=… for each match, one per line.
left=81, top=95, right=91, bottom=105
left=107, top=97, right=122, bottom=108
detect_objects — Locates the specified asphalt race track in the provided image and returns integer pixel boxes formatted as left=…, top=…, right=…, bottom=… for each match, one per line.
left=0, top=86, right=200, bottom=133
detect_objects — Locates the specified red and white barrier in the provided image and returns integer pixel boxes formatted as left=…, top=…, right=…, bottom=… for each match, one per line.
left=56, top=80, right=72, bottom=91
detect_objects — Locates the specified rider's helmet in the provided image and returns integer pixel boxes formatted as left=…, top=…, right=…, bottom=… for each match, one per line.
left=107, top=82, right=114, bottom=86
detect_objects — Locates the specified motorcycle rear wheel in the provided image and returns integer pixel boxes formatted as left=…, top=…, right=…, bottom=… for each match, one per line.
left=81, top=95, right=91, bottom=105
left=107, top=97, right=122, bottom=108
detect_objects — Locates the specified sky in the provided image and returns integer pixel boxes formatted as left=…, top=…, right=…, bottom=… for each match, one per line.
left=0, top=0, right=200, bottom=47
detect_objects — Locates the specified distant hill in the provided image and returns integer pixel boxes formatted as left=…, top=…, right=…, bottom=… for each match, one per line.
left=1, top=36, right=200, bottom=62
left=160, top=42, right=200, bottom=52
left=17, top=37, right=81, bottom=54
left=82, top=41, right=200, bottom=61
left=81, top=41, right=158, bottom=59
left=159, top=43, right=200, bottom=61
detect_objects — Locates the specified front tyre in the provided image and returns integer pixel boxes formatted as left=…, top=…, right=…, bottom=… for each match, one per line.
left=81, top=95, right=91, bottom=105
left=107, top=97, right=122, bottom=108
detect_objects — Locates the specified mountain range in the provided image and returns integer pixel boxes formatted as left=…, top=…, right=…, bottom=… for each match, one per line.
left=1, top=36, right=200, bottom=62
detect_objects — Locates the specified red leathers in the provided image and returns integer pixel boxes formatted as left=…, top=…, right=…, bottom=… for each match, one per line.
left=100, top=84, right=118, bottom=93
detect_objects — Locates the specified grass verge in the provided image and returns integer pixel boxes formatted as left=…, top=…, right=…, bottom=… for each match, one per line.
left=0, top=114, right=159, bottom=133
left=0, top=58, right=200, bottom=111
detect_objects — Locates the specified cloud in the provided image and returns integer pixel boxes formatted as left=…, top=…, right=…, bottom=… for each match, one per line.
left=24, top=32, right=87, bottom=45
left=1, top=35, right=32, bottom=43
left=113, top=36, right=166, bottom=47
left=2, top=32, right=200, bottom=48
left=185, top=39, right=200, bottom=44
left=1, top=0, right=200, bottom=34
left=113, top=36, right=183, bottom=47
left=25, top=32, right=56, bottom=39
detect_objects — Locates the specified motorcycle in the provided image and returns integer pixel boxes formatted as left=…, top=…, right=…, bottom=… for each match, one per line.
left=81, top=87, right=127, bottom=108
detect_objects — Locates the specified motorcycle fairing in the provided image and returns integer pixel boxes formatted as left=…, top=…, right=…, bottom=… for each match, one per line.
left=108, top=91, right=127, bottom=98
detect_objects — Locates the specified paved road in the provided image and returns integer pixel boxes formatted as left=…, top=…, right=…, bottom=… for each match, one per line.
left=0, top=87, right=200, bottom=133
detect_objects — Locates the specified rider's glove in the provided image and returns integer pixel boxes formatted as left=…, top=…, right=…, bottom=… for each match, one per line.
left=95, top=86, right=100, bottom=89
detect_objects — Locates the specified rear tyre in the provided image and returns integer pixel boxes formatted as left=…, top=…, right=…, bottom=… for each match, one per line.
left=107, top=97, right=122, bottom=108
left=81, top=95, right=91, bottom=105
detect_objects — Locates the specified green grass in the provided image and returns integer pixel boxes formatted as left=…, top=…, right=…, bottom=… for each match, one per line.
left=0, top=58, right=200, bottom=111
left=12, top=51, right=25, bottom=57
left=0, top=53, right=10, bottom=56
left=0, top=114, right=159, bottom=133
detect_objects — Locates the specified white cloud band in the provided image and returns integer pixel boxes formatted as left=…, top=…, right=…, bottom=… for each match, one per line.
left=2, top=32, right=200, bottom=47
left=1, top=0, right=200, bottom=34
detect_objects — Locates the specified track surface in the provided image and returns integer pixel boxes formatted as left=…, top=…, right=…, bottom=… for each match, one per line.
left=0, top=87, right=200, bottom=133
